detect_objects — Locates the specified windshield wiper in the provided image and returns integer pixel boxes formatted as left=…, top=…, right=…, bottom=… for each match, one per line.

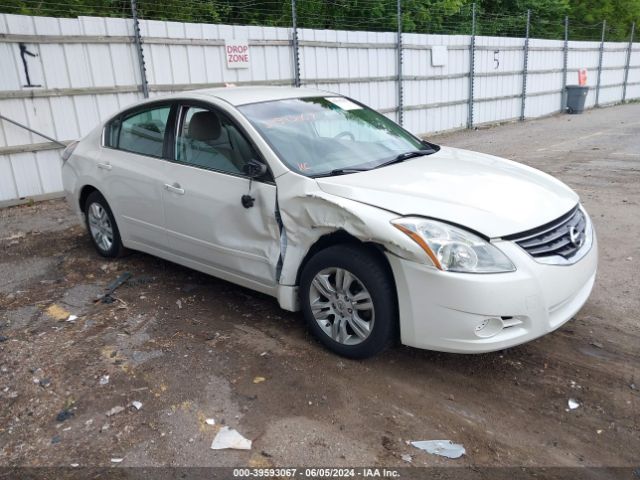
left=373, top=149, right=435, bottom=170
left=313, top=168, right=369, bottom=178
left=312, top=148, right=435, bottom=177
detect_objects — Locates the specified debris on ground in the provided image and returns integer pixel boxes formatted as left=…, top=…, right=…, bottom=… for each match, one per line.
left=110, top=458, right=123, bottom=463
left=99, top=375, right=109, bottom=385
left=3, top=231, right=26, bottom=243
left=130, top=401, right=143, bottom=411
left=590, top=342, right=603, bottom=349
left=39, top=378, right=52, bottom=388
left=96, top=272, right=132, bottom=304
left=568, top=399, right=580, bottom=410
left=51, top=435, right=61, bottom=444
left=45, top=304, right=70, bottom=321
left=67, top=314, right=78, bottom=322
left=410, top=440, right=466, bottom=459
left=105, top=406, right=125, bottom=417
left=210, top=426, right=252, bottom=450
left=401, top=454, right=412, bottom=463
left=206, top=418, right=216, bottom=426
left=0, top=336, right=8, bottom=343
left=56, top=409, right=74, bottom=422
left=253, top=376, right=266, bottom=384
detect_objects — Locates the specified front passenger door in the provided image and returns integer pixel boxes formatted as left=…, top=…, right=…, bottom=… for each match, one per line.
left=162, top=104, right=280, bottom=294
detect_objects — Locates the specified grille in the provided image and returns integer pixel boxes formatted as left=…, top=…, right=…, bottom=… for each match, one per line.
left=505, top=206, right=587, bottom=259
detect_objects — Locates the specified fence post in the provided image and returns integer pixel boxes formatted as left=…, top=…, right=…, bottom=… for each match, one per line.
left=467, top=3, right=476, bottom=129
left=561, top=15, right=569, bottom=111
left=520, top=9, right=530, bottom=121
left=622, top=22, right=635, bottom=102
left=291, top=0, right=301, bottom=87
left=595, top=20, right=606, bottom=107
left=130, top=0, right=149, bottom=98
left=396, top=0, right=404, bottom=126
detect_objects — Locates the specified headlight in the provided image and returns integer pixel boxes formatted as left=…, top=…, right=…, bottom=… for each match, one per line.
left=391, top=217, right=516, bottom=273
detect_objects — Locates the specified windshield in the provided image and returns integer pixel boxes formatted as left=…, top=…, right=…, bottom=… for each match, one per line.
left=238, top=96, right=435, bottom=176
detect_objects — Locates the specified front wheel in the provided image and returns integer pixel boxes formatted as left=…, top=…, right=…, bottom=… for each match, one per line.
left=299, top=245, right=397, bottom=359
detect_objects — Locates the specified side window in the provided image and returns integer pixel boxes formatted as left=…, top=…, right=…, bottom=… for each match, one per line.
left=176, top=106, right=259, bottom=175
left=114, top=106, right=171, bottom=158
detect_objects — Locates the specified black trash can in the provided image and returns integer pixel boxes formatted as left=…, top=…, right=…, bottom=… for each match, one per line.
left=565, top=85, right=588, bottom=114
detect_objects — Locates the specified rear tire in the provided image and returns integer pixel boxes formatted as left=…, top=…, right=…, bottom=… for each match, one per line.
left=84, top=191, right=125, bottom=258
left=300, top=244, right=397, bottom=359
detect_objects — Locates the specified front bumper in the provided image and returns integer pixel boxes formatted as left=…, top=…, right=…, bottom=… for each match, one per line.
left=387, top=231, right=598, bottom=353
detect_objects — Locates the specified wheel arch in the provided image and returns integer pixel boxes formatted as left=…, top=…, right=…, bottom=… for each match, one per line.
left=295, top=229, right=397, bottom=293
left=79, top=184, right=100, bottom=213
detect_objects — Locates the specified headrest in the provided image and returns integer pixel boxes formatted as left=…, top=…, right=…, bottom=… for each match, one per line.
left=188, top=111, right=221, bottom=141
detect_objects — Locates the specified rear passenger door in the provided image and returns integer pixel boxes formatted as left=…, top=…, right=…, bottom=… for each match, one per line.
left=101, top=103, right=172, bottom=252
left=162, top=102, right=280, bottom=294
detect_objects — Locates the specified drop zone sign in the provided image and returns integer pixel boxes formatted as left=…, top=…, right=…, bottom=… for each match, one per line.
left=225, top=41, right=250, bottom=69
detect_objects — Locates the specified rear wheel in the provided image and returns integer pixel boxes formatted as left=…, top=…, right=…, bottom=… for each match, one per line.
left=300, top=245, right=397, bottom=359
left=84, top=191, right=125, bottom=258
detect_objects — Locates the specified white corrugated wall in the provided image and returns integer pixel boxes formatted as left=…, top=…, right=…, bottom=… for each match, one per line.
left=0, top=13, right=638, bottom=204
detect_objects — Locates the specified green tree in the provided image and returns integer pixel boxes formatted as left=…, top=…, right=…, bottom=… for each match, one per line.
left=569, top=0, right=640, bottom=40
left=2, top=0, right=639, bottom=41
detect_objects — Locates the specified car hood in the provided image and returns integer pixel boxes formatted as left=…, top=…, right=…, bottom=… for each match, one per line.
left=314, top=146, right=579, bottom=238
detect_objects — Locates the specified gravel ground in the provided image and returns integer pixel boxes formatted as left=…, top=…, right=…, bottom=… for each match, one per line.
left=0, top=104, right=638, bottom=471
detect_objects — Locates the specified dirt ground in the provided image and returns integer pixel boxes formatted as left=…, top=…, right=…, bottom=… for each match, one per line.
left=1, top=104, right=638, bottom=471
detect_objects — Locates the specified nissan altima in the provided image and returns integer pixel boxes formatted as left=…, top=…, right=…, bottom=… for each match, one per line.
left=61, top=87, right=597, bottom=358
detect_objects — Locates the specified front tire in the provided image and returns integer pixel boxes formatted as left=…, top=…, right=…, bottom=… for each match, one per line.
left=300, top=245, right=397, bottom=359
left=84, top=191, right=125, bottom=258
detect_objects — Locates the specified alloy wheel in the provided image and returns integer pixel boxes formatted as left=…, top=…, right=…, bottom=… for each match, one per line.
left=87, top=202, right=114, bottom=252
left=309, top=267, right=375, bottom=345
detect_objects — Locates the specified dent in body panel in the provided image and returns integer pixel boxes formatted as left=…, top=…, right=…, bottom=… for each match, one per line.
left=275, top=172, right=430, bottom=292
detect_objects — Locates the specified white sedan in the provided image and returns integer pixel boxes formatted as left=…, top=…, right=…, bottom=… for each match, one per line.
left=61, top=87, right=597, bottom=358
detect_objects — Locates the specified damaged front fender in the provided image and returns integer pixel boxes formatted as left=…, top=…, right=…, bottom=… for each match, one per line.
left=274, top=172, right=433, bottom=310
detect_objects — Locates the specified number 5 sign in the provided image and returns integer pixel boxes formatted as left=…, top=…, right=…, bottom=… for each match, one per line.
left=225, top=41, right=250, bottom=69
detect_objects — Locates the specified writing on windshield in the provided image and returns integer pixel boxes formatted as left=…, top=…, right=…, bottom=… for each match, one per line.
left=239, top=97, right=427, bottom=176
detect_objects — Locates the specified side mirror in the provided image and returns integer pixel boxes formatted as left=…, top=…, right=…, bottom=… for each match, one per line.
left=243, top=159, right=267, bottom=178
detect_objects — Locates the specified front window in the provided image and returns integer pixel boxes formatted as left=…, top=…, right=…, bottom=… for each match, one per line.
left=239, top=97, right=434, bottom=176
left=175, top=106, right=260, bottom=175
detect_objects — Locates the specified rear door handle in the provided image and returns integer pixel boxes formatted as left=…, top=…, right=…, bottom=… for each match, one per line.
left=97, top=163, right=112, bottom=171
left=164, top=183, right=185, bottom=195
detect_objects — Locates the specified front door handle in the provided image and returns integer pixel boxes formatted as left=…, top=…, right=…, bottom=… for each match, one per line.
left=97, top=163, right=112, bottom=171
left=164, top=183, right=185, bottom=195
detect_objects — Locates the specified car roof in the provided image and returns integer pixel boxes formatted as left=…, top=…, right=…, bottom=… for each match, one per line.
left=181, top=86, right=330, bottom=106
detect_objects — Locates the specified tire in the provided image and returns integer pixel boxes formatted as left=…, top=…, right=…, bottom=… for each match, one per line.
left=84, top=191, right=125, bottom=258
left=300, top=244, right=397, bottom=359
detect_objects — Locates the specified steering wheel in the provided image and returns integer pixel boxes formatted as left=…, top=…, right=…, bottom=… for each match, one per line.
left=334, top=131, right=355, bottom=141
